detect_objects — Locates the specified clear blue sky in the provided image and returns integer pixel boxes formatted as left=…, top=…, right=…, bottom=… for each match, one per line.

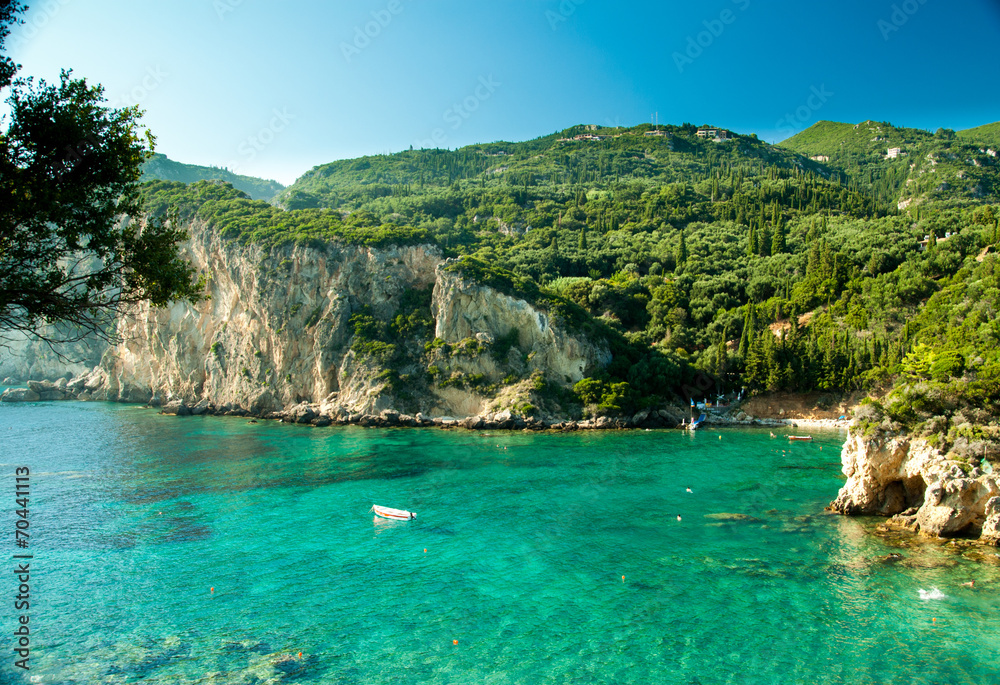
left=6, top=0, right=999, bottom=185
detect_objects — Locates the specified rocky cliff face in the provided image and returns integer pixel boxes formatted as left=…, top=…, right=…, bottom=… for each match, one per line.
left=15, top=221, right=615, bottom=420
left=831, top=428, right=1000, bottom=543
left=89, top=219, right=441, bottom=413
left=427, top=263, right=611, bottom=416
left=0, top=329, right=105, bottom=382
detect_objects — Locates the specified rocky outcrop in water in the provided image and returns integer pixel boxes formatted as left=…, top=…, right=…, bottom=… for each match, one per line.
left=830, top=429, right=999, bottom=543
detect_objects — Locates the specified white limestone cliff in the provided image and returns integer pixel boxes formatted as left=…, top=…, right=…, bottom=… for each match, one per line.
left=10, top=221, right=615, bottom=420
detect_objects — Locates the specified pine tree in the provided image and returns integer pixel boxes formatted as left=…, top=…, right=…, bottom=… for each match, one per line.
left=579, top=225, right=587, bottom=251
left=676, top=228, right=688, bottom=267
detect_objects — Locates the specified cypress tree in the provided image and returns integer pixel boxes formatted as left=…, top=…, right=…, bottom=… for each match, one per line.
left=739, top=304, right=756, bottom=358
left=676, top=228, right=688, bottom=266
left=771, top=214, right=786, bottom=255
left=806, top=240, right=820, bottom=277
left=759, top=226, right=771, bottom=257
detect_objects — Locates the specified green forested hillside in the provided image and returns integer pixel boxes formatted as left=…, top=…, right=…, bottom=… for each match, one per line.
left=142, top=153, right=285, bottom=201
left=143, top=120, right=1000, bottom=434
left=958, top=122, right=1000, bottom=150
left=780, top=120, right=1000, bottom=210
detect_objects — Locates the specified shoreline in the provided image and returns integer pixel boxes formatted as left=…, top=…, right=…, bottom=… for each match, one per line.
left=1, top=380, right=851, bottom=432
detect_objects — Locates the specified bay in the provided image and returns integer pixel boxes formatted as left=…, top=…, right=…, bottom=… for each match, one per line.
left=1, top=398, right=998, bottom=684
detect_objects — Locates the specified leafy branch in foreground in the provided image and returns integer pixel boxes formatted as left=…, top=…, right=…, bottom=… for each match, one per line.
left=0, top=63, right=204, bottom=343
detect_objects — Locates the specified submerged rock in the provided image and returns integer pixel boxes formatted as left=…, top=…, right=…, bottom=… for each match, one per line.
left=704, top=513, right=762, bottom=523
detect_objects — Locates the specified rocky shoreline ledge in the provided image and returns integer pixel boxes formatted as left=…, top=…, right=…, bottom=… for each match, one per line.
left=0, top=376, right=825, bottom=432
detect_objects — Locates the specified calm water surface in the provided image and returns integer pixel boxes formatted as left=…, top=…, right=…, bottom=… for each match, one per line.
left=1, top=397, right=998, bottom=684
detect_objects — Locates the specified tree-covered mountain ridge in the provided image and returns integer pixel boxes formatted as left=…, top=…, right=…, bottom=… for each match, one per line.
left=139, top=117, right=1000, bottom=456
left=142, top=153, right=285, bottom=201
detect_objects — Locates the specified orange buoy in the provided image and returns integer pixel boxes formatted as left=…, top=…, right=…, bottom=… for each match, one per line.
left=453, top=640, right=458, bottom=645
left=298, top=652, right=303, bottom=658
left=210, top=587, right=214, bottom=593
left=424, top=548, right=427, bottom=553
left=621, top=575, right=625, bottom=582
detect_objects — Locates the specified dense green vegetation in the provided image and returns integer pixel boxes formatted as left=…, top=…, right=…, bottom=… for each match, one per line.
left=956, top=122, right=1000, bottom=150
left=142, top=153, right=285, bottom=202
left=142, top=120, right=1000, bottom=429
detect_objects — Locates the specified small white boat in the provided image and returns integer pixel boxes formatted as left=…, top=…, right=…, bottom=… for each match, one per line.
left=788, top=435, right=814, bottom=441
left=372, top=505, right=417, bottom=520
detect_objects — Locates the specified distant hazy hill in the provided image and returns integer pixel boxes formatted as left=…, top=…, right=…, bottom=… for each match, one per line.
left=957, top=122, right=1000, bottom=150
left=142, top=153, right=285, bottom=202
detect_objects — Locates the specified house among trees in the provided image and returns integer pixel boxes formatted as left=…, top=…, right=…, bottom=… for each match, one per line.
left=644, top=129, right=669, bottom=137
left=696, top=128, right=729, bottom=141
left=886, top=147, right=905, bottom=159
left=811, top=155, right=830, bottom=162
left=919, top=232, right=955, bottom=250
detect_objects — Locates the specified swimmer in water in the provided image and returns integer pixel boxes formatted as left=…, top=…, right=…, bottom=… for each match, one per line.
left=962, top=580, right=975, bottom=588
left=686, top=487, right=692, bottom=493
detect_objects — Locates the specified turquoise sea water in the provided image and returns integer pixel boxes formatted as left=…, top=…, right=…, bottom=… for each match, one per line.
left=1, top=398, right=999, bottom=684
